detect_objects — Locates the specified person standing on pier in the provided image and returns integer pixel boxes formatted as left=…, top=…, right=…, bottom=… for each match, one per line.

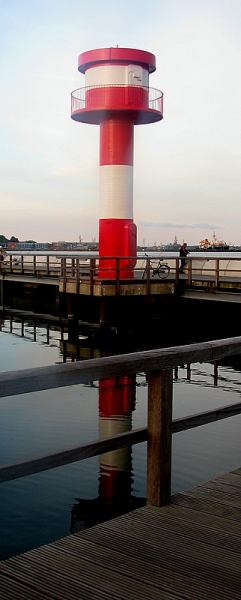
left=179, top=242, right=189, bottom=273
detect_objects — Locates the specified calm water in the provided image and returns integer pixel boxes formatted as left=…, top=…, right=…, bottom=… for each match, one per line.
left=1, top=318, right=241, bottom=560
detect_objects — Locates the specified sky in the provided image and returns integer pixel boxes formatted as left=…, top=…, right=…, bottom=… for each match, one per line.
left=0, top=0, right=241, bottom=245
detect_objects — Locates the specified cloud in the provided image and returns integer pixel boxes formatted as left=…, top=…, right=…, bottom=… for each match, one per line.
left=141, top=222, right=221, bottom=229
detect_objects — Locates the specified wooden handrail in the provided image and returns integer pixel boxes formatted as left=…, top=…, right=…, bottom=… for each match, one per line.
left=3, top=254, right=241, bottom=294
left=0, top=428, right=147, bottom=483
left=4, top=253, right=241, bottom=277
left=1, top=336, right=241, bottom=398
left=1, top=397, right=241, bottom=484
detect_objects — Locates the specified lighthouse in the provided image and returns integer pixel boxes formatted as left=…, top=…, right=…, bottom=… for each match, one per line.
left=71, top=47, right=163, bottom=279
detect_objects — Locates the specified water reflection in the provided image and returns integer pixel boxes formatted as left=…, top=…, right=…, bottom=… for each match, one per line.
left=2, top=309, right=241, bottom=558
left=71, top=376, right=145, bottom=533
left=2, top=309, right=241, bottom=407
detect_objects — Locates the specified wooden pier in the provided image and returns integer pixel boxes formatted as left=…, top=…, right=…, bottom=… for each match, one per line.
left=1, top=466, right=241, bottom=598
left=3, top=252, right=241, bottom=331
left=3, top=252, right=241, bottom=297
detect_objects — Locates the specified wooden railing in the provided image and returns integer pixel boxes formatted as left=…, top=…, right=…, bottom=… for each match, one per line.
left=2, top=253, right=241, bottom=294
left=1, top=336, right=241, bottom=506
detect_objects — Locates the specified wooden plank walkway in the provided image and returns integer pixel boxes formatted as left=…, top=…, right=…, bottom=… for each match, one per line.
left=2, top=468, right=241, bottom=599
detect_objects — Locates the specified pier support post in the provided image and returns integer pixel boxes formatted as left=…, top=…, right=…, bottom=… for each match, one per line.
left=147, top=369, right=173, bottom=506
left=99, top=298, right=112, bottom=331
left=67, top=294, right=78, bottom=340
left=67, top=294, right=77, bottom=321
left=0, top=273, right=4, bottom=311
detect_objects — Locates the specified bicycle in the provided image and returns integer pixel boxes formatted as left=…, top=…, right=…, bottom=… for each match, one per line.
left=142, top=254, right=170, bottom=279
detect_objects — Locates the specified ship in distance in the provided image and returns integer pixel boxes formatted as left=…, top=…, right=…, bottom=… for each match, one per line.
left=161, top=233, right=230, bottom=252
left=147, top=233, right=232, bottom=253
left=198, top=232, right=229, bottom=251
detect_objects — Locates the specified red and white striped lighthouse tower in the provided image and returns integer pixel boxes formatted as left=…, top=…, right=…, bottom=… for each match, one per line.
left=71, top=47, right=163, bottom=279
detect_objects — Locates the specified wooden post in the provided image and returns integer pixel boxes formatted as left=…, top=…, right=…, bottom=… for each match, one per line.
left=21, top=255, right=24, bottom=274
left=215, top=259, right=219, bottom=288
left=188, top=258, right=192, bottom=285
left=60, top=258, right=64, bottom=277
left=146, top=258, right=151, bottom=295
left=75, top=258, right=80, bottom=294
left=99, top=297, right=110, bottom=329
left=10, top=255, right=13, bottom=273
left=67, top=294, right=75, bottom=321
left=62, top=258, right=66, bottom=294
left=0, top=271, right=4, bottom=311
left=90, top=258, right=95, bottom=296
left=46, top=255, right=50, bottom=276
left=175, top=258, right=179, bottom=284
left=147, top=369, right=173, bottom=506
left=33, top=255, right=37, bottom=276
left=116, top=258, right=120, bottom=296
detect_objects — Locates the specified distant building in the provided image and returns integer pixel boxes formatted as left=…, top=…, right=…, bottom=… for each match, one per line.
left=7, top=241, right=50, bottom=251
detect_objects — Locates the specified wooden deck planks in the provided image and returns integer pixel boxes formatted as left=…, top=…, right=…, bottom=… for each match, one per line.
left=0, top=572, right=49, bottom=600
left=53, top=531, right=241, bottom=599
left=2, top=468, right=241, bottom=598
left=0, top=552, right=181, bottom=600
left=173, top=491, right=241, bottom=521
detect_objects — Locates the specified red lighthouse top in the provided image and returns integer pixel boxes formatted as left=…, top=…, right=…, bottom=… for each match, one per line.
left=78, top=47, right=156, bottom=74
left=71, top=46, right=163, bottom=125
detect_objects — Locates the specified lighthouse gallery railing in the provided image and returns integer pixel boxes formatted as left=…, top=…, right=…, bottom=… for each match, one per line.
left=71, top=85, right=163, bottom=114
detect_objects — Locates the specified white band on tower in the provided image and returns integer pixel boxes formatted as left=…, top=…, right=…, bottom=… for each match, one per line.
left=86, top=64, right=149, bottom=87
left=100, top=165, right=133, bottom=219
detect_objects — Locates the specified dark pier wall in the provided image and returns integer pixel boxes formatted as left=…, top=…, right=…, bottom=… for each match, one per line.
left=2, top=281, right=61, bottom=317
left=2, top=280, right=241, bottom=345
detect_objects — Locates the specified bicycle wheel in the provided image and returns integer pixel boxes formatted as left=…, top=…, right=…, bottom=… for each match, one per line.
left=157, top=264, right=170, bottom=279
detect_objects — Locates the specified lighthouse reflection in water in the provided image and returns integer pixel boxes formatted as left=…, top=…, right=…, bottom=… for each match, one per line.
left=71, top=376, right=145, bottom=532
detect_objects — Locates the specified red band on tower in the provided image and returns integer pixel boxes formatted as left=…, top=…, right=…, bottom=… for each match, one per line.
left=100, top=119, right=134, bottom=166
